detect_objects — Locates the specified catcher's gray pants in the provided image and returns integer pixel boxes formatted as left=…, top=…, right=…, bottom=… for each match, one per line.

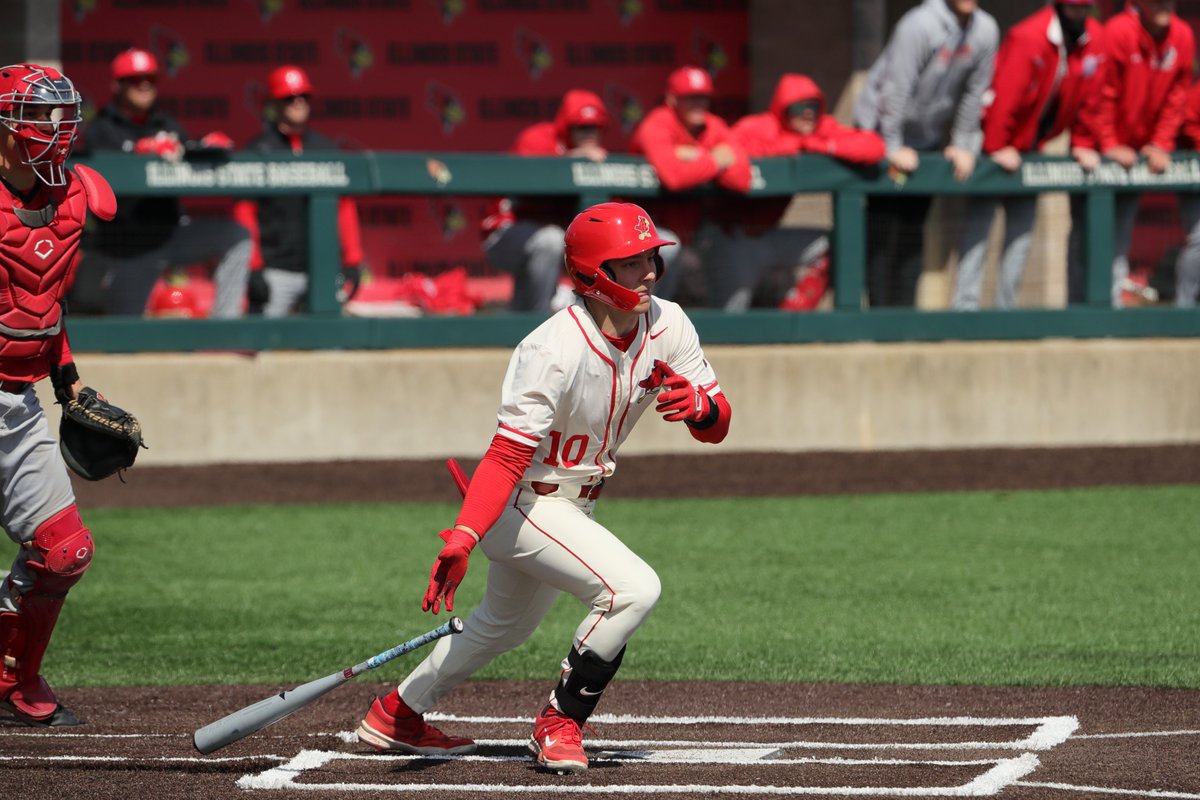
left=1174, top=193, right=1200, bottom=308
left=396, top=492, right=659, bottom=714
left=1067, top=193, right=1139, bottom=308
left=0, top=386, right=78, bottom=612
left=95, top=217, right=252, bottom=318
left=952, top=195, right=1038, bottom=310
left=486, top=221, right=682, bottom=313
left=696, top=222, right=829, bottom=311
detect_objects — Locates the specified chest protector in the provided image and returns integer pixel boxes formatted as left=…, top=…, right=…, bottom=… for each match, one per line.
left=0, top=166, right=114, bottom=367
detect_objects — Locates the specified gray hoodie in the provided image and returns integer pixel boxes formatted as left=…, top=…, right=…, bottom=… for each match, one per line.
left=853, top=0, right=999, bottom=153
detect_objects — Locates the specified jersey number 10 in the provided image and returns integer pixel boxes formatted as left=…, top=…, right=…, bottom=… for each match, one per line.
left=542, top=430, right=590, bottom=468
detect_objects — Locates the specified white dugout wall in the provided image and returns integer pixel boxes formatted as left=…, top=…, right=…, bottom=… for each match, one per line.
left=42, top=340, right=1200, bottom=466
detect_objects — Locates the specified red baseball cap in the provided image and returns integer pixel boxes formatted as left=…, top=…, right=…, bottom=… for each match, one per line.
left=666, top=66, right=713, bottom=97
left=111, top=48, right=159, bottom=81
left=267, top=65, right=314, bottom=100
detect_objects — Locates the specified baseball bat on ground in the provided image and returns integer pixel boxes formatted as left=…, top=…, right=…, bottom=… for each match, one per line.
left=193, top=616, right=464, bottom=754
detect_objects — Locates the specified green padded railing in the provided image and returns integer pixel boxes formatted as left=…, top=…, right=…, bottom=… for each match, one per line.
left=66, top=151, right=1200, bottom=352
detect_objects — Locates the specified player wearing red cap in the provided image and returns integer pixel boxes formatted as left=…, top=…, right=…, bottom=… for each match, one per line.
left=232, top=65, right=364, bottom=316
left=77, top=48, right=251, bottom=318
left=482, top=88, right=682, bottom=311
left=355, top=202, right=730, bottom=774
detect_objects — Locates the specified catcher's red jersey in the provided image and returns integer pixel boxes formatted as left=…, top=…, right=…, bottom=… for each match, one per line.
left=0, top=169, right=95, bottom=379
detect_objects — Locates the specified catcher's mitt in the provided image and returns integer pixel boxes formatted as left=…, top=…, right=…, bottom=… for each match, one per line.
left=59, top=387, right=146, bottom=481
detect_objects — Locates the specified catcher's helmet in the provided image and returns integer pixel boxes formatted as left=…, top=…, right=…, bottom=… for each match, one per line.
left=0, top=64, right=82, bottom=187
left=110, top=48, right=159, bottom=81
left=267, top=65, right=313, bottom=100
left=563, top=202, right=675, bottom=311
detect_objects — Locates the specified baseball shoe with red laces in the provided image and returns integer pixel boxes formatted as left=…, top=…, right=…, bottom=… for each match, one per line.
left=529, top=703, right=589, bottom=774
left=356, top=694, right=476, bottom=755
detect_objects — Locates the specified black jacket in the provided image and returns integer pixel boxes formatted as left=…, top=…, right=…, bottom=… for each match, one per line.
left=81, top=102, right=189, bottom=256
left=243, top=124, right=340, bottom=274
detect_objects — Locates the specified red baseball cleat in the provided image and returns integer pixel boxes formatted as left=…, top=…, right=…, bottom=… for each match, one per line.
left=356, top=694, right=476, bottom=755
left=529, top=703, right=589, bottom=774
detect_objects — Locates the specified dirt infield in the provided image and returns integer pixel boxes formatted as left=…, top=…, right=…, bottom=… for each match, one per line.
left=5, top=680, right=1199, bottom=800
left=10, top=445, right=1200, bottom=798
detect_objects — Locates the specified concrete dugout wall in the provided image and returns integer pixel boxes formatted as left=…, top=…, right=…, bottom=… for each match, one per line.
left=41, top=340, right=1200, bottom=466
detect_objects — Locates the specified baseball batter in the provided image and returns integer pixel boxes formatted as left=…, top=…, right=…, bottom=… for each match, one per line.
left=356, top=202, right=731, bottom=773
left=0, top=64, right=117, bottom=726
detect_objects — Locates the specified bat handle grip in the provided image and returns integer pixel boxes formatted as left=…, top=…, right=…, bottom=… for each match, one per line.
left=362, top=616, right=464, bottom=672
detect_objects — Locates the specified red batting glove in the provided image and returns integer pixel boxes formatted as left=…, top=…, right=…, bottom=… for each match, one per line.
left=422, top=528, right=478, bottom=614
left=650, top=360, right=711, bottom=423
left=199, top=131, right=234, bottom=150
left=134, top=133, right=183, bottom=162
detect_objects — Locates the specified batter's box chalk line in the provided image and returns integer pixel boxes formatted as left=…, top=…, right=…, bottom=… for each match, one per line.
left=239, top=714, right=1080, bottom=795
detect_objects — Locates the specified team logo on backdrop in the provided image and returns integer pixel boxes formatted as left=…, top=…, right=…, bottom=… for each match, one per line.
left=433, top=0, right=466, bottom=25
left=514, top=28, right=552, bottom=80
left=73, top=0, right=97, bottom=22
left=245, top=81, right=269, bottom=119
left=426, top=80, right=466, bottom=135
left=336, top=27, right=375, bottom=78
left=609, top=0, right=643, bottom=25
left=604, top=82, right=645, bottom=135
left=692, top=32, right=728, bottom=79
left=430, top=199, right=466, bottom=240
left=150, top=24, right=190, bottom=77
left=252, top=0, right=284, bottom=23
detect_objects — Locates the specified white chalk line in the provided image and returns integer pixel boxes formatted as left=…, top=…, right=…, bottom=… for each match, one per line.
left=0, top=753, right=284, bottom=764
left=237, top=749, right=1041, bottom=795
left=1072, top=729, right=1200, bottom=739
left=1015, top=782, right=1200, bottom=799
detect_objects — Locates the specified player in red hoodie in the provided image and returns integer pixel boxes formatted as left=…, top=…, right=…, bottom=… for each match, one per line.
left=724, top=73, right=885, bottom=311
left=1068, top=0, right=1193, bottom=307
left=484, top=89, right=680, bottom=311
left=952, top=0, right=1104, bottom=310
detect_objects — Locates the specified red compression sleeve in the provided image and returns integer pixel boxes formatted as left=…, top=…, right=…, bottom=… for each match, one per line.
left=232, top=200, right=264, bottom=270
left=336, top=197, right=364, bottom=266
left=454, top=433, right=536, bottom=537
left=686, top=390, right=731, bottom=444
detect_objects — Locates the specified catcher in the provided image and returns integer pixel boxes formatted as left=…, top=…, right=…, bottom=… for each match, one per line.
left=0, top=63, right=143, bottom=727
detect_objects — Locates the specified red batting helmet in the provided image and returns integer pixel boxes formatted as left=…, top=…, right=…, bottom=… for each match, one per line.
left=0, top=64, right=82, bottom=187
left=111, top=48, right=159, bottom=81
left=267, top=65, right=313, bottom=100
left=564, top=202, right=676, bottom=311
left=666, top=66, right=713, bottom=97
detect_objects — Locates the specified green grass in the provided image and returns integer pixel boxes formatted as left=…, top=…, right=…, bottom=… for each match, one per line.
left=9, top=486, right=1198, bottom=689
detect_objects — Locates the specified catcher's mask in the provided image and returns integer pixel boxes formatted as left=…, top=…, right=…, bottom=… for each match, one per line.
left=563, top=202, right=675, bottom=311
left=0, top=64, right=82, bottom=187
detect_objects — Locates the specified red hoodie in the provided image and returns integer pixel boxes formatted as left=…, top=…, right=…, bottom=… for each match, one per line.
left=731, top=74, right=885, bottom=163
left=1076, top=6, right=1194, bottom=153
left=481, top=89, right=609, bottom=235
left=628, top=102, right=751, bottom=243
left=984, top=6, right=1105, bottom=153
left=1178, top=80, right=1200, bottom=149
left=727, top=74, right=884, bottom=231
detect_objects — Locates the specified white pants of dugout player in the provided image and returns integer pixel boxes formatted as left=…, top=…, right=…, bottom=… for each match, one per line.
left=397, top=488, right=660, bottom=717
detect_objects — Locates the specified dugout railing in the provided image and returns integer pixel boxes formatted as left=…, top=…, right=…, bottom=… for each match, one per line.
left=68, top=151, right=1200, bottom=352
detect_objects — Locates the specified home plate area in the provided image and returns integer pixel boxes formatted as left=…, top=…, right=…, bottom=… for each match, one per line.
left=5, top=681, right=1200, bottom=799
left=241, top=713, right=1072, bottom=795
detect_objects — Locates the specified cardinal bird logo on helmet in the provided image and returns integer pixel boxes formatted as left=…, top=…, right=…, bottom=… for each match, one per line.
left=635, top=216, right=651, bottom=240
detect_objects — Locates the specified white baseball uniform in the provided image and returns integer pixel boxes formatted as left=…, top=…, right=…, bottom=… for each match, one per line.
left=397, top=294, right=722, bottom=713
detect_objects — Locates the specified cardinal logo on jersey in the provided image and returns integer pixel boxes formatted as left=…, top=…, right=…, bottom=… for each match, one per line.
left=634, top=216, right=651, bottom=240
